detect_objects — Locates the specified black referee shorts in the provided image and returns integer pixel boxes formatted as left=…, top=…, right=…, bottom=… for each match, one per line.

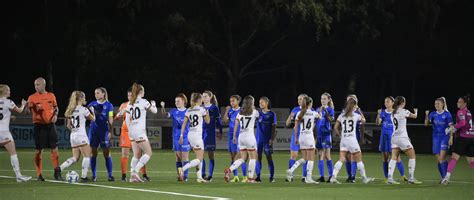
left=34, top=123, right=59, bottom=150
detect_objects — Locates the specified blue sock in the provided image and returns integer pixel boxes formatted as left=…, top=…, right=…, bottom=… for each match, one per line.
left=209, top=159, right=215, bottom=177
left=442, top=161, right=448, bottom=178
left=327, top=160, right=333, bottom=176
left=268, top=160, right=275, bottom=179
left=289, top=159, right=296, bottom=175
left=351, top=161, right=357, bottom=178
left=242, top=162, right=247, bottom=177
left=345, top=161, right=352, bottom=177
left=437, top=163, right=444, bottom=178
left=383, top=161, right=389, bottom=178
left=201, top=159, right=206, bottom=177
left=231, top=161, right=238, bottom=176
left=176, top=161, right=182, bottom=173
left=318, top=160, right=325, bottom=177
left=91, top=156, right=97, bottom=177
left=183, top=161, right=189, bottom=179
left=302, top=161, right=307, bottom=177
left=256, top=161, right=261, bottom=177
left=397, top=161, right=405, bottom=176
left=105, top=156, right=113, bottom=177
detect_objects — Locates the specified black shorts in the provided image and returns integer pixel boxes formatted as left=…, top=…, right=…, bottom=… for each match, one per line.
left=34, top=123, right=59, bottom=150
left=453, top=136, right=474, bottom=157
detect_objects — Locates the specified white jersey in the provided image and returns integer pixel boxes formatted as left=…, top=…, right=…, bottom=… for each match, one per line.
left=70, top=105, right=90, bottom=135
left=185, top=106, right=207, bottom=138
left=126, top=97, right=151, bottom=132
left=392, top=109, right=410, bottom=138
left=236, top=109, right=259, bottom=136
left=337, top=112, right=362, bottom=141
left=296, top=109, right=320, bottom=135
left=0, top=98, right=15, bottom=132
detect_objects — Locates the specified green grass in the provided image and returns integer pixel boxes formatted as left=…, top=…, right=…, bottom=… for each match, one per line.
left=0, top=149, right=473, bottom=200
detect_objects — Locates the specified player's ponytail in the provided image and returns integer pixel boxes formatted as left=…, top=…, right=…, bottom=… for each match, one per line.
left=344, top=98, right=357, bottom=117
left=65, top=91, right=84, bottom=118
left=130, top=83, right=144, bottom=105
left=204, top=90, right=218, bottom=107
left=297, top=96, right=312, bottom=120
left=322, top=92, right=334, bottom=109
left=393, top=96, right=406, bottom=116
left=0, top=84, right=8, bottom=97
left=240, top=95, right=255, bottom=116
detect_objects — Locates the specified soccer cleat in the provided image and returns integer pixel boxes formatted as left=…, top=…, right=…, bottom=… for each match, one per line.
left=177, top=167, right=184, bottom=182
left=130, top=173, right=144, bottom=183
left=37, top=174, right=45, bottom=181
left=386, top=178, right=400, bottom=185
left=269, top=178, right=276, bottom=183
left=247, top=178, right=257, bottom=183
left=408, top=179, right=422, bottom=184
left=121, top=174, right=127, bottom=182
left=301, top=177, right=306, bottom=183
left=230, top=176, right=240, bottom=183
left=92, top=176, right=97, bottom=182
left=401, top=175, right=409, bottom=182
left=196, top=178, right=208, bottom=183
left=241, top=176, right=248, bottom=183
left=16, top=175, right=32, bottom=182
left=440, top=178, right=449, bottom=185
left=362, top=177, right=375, bottom=184
left=206, top=176, right=213, bottom=182
left=329, top=176, right=340, bottom=184
left=54, top=167, right=64, bottom=181
left=286, top=169, right=294, bottom=182
left=383, top=179, right=389, bottom=184
left=326, top=176, right=332, bottom=183
left=317, top=176, right=325, bottom=183
left=255, top=176, right=262, bottom=183
left=223, top=168, right=231, bottom=183
left=80, top=177, right=90, bottom=182
left=346, top=177, right=355, bottom=183
left=142, top=174, right=151, bottom=182
left=108, top=176, right=115, bottom=182
left=305, top=177, right=320, bottom=184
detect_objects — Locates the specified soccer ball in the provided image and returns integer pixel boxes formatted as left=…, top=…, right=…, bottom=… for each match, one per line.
left=66, top=171, right=79, bottom=184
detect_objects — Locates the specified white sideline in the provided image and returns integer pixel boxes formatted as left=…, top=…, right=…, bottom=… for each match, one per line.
left=0, top=175, right=230, bottom=200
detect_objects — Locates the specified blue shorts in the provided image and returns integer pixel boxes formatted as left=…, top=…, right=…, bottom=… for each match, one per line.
left=228, top=138, right=239, bottom=153
left=204, top=134, right=216, bottom=151
left=173, top=138, right=191, bottom=152
left=290, top=132, right=300, bottom=152
left=88, top=128, right=111, bottom=148
left=379, top=133, right=392, bottom=153
left=257, top=142, right=273, bottom=155
left=433, top=136, right=449, bottom=155
left=316, top=134, right=332, bottom=149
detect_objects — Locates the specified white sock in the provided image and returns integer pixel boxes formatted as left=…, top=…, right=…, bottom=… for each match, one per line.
left=357, top=161, right=367, bottom=179
left=60, top=157, right=77, bottom=171
left=248, top=159, right=256, bottom=179
left=130, top=157, right=139, bottom=173
left=332, top=161, right=343, bottom=178
left=10, top=155, right=22, bottom=177
left=81, top=157, right=90, bottom=178
left=388, top=159, right=397, bottom=179
left=306, top=160, right=314, bottom=179
left=445, top=172, right=451, bottom=179
left=408, top=159, right=416, bottom=180
left=289, top=158, right=306, bottom=173
left=197, top=161, right=203, bottom=179
left=183, top=159, right=201, bottom=172
left=229, top=159, right=244, bottom=171
left=134, top=154, right=151, bottom=173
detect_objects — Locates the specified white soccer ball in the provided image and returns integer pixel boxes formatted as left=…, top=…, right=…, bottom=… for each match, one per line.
left=66, top=171, right=79, bottom=184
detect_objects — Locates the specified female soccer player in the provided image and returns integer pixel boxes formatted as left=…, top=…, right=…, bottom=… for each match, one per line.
left=222, top=95, right=247, bottom=182
left=0, top=84, right=31, bottom=182
left=285, top=94, right=309, bottom=182
left=115, top=88, right=148, bottom=182
left=386, top=96, right=421, bottom=184
left=161, top=94, right=191, bottom=181
left=315, top=92, right=335, bottom=182
left=376, top=96, right=406, bottom=182
left=201, top=91, right=223, bottom=181
left=87, top=87, right=114, bottom=181
left=330, top=97, right=374, bottom=184
left=344, top=94, right=366, bottom=183
left=224, top=95, right=259, bottom=183
left=60, top=91, right=95, bottom=182
left=441, top=96, right=474, bottom=185
left=286, top=96, right=321, bottom=184
left=424, top=97, right=453, bottom=181
left=256, top=96, right=277, bottom=182
left=127, top=83, right=158, bottom=182
left=177, top=93, right=210, bottom=183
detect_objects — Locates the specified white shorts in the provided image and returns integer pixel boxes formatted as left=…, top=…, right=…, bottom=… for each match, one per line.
left=391, top=136, right=413, bottom=151
left=188, top=134, right=204, bottom=149
left=0, top=131, right=13, bottom=143
left=70, top=132, right=89, bottom=148
left=131, top=128, right=148, bottom=142
left=238, top=133, right=257, bottom=150
left=340, top=138, right=361, bottom=153
left=299, top=132, right=315, bottom=149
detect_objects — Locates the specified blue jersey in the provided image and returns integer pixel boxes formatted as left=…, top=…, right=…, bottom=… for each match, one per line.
left=88, top=100, right=114, bottom=131
left=315, top=106, right=334, bottom=135
left=380, top=109, right=394, bottom=135
left=256, top=110, right=277, bottom=143
left=227, top=107, right=241, bottom=140
left=169, top=108, right=189, bottom=139
left=203, top=104, right=223, bottom=139
left=428, top=111, right=453, bottom=137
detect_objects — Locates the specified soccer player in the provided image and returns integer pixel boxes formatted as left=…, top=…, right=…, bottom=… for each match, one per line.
left=27, top=77, right=62, bottom=181
left=224, top=95, right=259, bottom=183
left=256, top=96, right=277, bottom=182
left=441, top=96, right=474, bottom=185
left=343, top=94, right=365, bottom=183
left=315, top=92, right=335, bottom=183
left=201, top=91, right=223, bottom=181
left=160, top=94, right=191, bottom=181
left=330, top=97, right=374, bottom=184
left=286, top=96, right=321, bottom=184
left=87, top=87, right=115, bottom=182
left=386, top=96, right=421, bottom=184
left=222, top=95, right=247, bottom=182
left=127, top=83, right=158, bottom=182
left=285, top=94, right=309, bottom=182
left=0, top=84, right=32, bottom=182
left=115, top=88, right=149, bottom=182
left=376, top=96, right=406, bottom=182
left=60, top=91, right=95, bottom=182
left=177, top=93, right=210, bottom=183
left=424, top=97, right=453, bottom=181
